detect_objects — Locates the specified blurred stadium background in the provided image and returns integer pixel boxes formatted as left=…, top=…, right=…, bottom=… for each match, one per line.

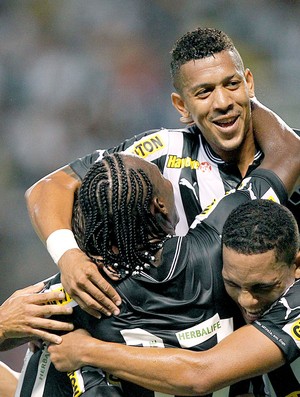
left=1, top=0, right=299, bottom=370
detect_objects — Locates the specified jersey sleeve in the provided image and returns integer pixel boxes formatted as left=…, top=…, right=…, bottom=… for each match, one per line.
left=252, top=279, right=300, bottom=362
left=69, top=128, right=169, bottom=180
left=190, top=168, right=288, bottom=236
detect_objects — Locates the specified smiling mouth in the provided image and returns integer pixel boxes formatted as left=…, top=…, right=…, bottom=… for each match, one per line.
left=213, top=116, right=239, bottom=128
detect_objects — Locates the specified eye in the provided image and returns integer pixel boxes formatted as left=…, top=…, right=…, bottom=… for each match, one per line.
left=223, top=279, right=240, bottom=289
left=227, top=80, right=240, bottom=89
left=252, top=284, right=274, bottom=294
left=195, top=88, right=212, bottom=99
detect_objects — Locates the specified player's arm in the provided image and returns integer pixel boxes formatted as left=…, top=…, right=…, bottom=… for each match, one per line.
left=48, top=325, right=285, bottom=395
left=0, top=283, right=74, bottom=350
left=251, top=98, right=300, bottom=192
left=0, top=362, right=19, bottom=397
left=25, top=165, right=122, bottom=318
left=25, top=166, right=81, bottom=242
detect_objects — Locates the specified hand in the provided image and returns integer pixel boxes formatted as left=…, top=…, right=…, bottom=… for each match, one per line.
left=0, top=283, right=74, bottom=347
left=48, top=329, right=91, bottom=372
left=58, top=249, right=122, bottom=318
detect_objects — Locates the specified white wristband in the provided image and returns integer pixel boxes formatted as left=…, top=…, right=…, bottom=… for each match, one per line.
left=46, top=229, right=80, bottom=265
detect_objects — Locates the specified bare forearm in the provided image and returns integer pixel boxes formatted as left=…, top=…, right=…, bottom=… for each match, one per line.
left=50, top=326, right=285, bottom=396
left=71, top=339, right=204, bottom=395
left=25, top=166, right=81, bottom=242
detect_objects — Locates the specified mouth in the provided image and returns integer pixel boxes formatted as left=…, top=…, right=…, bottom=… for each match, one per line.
left=212, top=115, right=239, bottom=131
left=241, top=308, right=263, bottom=323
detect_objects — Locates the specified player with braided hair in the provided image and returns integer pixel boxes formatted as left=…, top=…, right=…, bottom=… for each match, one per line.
left=16, top=153, right=182, bottom=396
left=72, top=153, right=173, bottom=278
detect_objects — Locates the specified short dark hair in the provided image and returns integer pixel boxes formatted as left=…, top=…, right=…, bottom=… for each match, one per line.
left=222, top=199, right=299, bottom=266
left=72, top=153, right=167, bottom=278
left=170, top=27, right=243, bottom=92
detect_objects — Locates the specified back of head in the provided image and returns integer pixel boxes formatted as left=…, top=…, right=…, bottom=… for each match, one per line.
left=170, top=27, right=242, bottom=92
left=72, top=153, right=167, bottom=278
left=222, top=199, right=299, bottom=266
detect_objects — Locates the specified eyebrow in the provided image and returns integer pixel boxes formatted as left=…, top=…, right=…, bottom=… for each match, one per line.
left=223, top=278, right=278, bottom=290
left=189, top=73, right=239, bottom=92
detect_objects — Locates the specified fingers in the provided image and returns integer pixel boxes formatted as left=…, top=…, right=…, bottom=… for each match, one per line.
left=60, top=254, right=122, bottom=317
left=29, top=329, right=63, bottom=345
left=30, top=317, right=74, bottom=332
left=48, top=329, right=89, bottom=371
left=14, top=290, right=74, bottom=318
left=91, top=281, right=121, bottom=316
left=70, top=292, right=104, bottom=318
left=9, top=282, right=45, bottom=299
left=82, top=264, right=122, bottom=311
left=26, top=289, right=69, bottom=307
left=70, top=285, right=120, bottom=318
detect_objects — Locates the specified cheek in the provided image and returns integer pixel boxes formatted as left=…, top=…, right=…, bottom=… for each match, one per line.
left=224, top=285, right=238, bottom=302
left=191, top=101, right=210, bottom=120
left=258, top=289, right=283, bottom=306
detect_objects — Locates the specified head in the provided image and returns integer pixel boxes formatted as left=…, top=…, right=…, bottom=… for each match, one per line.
left=170, top=27, right=255, bottom=158
left=222, top=199, right=300, bottom=323
left=72, top=153, right=178, bottom=278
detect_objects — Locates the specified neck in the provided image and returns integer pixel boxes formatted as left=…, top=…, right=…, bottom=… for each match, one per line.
left=217, top=129, right=256, bottom=178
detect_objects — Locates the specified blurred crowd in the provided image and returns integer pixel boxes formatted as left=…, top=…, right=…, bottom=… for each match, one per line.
left=0, top=0, right=299, bottom=370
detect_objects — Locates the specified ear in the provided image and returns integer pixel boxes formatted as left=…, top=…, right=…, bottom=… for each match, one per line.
left=151, top=196, right=168, bottom=216
left=295, top=251, right=300, bottom=279
left=245, top=68, right=255, bottom=98
left=171, top=92, right=193, bottom=125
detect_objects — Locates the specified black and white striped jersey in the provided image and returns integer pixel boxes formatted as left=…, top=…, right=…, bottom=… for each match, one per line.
left=69, top=125, right=263, bottom=235
left=69, top=126, right=300, bottom=236
left=16, top=169, right=297, bottom=397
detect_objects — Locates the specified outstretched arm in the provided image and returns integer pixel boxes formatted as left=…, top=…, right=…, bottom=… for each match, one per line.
left=25, top=166, right=121, bottom=318
left=48, top=326, right=285, bottom=396
left=0, top=283, right=74, bottom=349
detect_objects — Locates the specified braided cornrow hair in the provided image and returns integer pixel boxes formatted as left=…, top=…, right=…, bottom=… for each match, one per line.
left=72, top=153, right=169, bottom=278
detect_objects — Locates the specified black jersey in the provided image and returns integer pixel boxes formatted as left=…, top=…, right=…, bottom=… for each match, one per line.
left=69, top=126, right=300, bottom=235
left=253, top=280, right=300, bottom=397
left=16, top=169, right=295, bottom=397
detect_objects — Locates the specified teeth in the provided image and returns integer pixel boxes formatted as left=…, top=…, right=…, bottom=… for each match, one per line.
left=215, top=116, right=237, bottom=126
left=247, top=311, right=261, bottom=317
left=218, top=119, right=235, bottom=125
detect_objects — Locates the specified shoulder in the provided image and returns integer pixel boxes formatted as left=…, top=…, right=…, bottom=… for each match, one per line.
left=253, top=280, right=300, bottom=362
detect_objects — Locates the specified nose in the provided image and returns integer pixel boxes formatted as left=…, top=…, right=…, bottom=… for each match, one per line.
left=213, top=87, right=233, bottom=111
left=237, top=289, right=259, bottom=310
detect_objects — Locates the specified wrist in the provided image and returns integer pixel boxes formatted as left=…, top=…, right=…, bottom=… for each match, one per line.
left=82, top=338, right=108, bottom=368
left=46, top=229, right=80, bottom=265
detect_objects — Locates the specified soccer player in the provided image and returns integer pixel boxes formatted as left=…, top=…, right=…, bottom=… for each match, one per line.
left=25, top=27, right=300, bottom=319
